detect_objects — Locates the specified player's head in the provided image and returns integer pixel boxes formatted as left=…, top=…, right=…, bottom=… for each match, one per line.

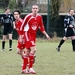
left=31, top=4, right=39, bottom=15
left=5, top=8, right=10, bottom=14
left=69, top=9, right=74, bottom=15
left=13, top=9, right=21, bottom=20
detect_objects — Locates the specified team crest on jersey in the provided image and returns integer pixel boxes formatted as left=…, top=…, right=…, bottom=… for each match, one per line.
left=32, top=22, right=38, bottom=30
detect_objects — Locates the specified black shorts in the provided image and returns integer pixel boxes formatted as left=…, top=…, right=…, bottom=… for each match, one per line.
left=3, top=27, right=13, bottom=35
left=64, top=27, right=75, bottom=37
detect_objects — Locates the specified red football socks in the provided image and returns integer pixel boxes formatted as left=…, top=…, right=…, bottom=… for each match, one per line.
left=22, top=56, right=28, bottom=71
left=29, top=54, right=34, bottom=68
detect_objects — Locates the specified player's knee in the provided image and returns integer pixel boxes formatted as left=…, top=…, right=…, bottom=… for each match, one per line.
left=2, top=38, right=6, bottom=41
left=34, top=49, right=36, bottom=53
left=71, top=36, right=75, bottom=40
left=31, top=49, right=36, bottom=54
left=17, top=49, right=21, bottom=54
left=17, top=51, right=20, bottom=54
left=9, top=37, right=12, bottom=40
left=63, top=37, right=67, bottom=40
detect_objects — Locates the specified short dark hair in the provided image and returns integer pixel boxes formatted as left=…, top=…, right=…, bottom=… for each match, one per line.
left=13, top=9, right=21, bottom=15
left=69, top=9, right=74, bottom=12
left=32, top=4, right=38, bottom=6
left=5, top=7, right=9, bottom=11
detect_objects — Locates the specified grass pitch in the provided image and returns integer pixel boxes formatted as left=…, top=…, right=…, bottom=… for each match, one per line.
left=0, top=40, right=75, bottom=75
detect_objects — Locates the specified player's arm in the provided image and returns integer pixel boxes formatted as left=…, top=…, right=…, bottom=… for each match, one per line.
left=64, top=15, right=73, bottom=28
left=39, top=16, right=50, bottom=40
left=0, top=14, right=6, bottom=18
left=0, top=14, right=4, bottom=21
left=0, top=14, right=5, bottom=26
left=13, top=21, right=16, bottom=29
left=42, top=31, right=50, bottom=40
left=18, top=35, right=23, bottom=44
left=69, top=16, right=74, bottom=28
left=0, top=14, right=4, bottom=17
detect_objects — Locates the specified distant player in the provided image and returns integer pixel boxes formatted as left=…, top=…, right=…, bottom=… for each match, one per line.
left=0, top=8, right=14, bottom=51
left=56, top=9, right=75, bottom=52
left=13, top=9, right=25, bottom=57
left=13, top=9, right=34, bottom=74
left=20, top=4, right=50, bottom=74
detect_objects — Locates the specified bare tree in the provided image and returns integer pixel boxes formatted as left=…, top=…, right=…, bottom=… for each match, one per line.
left=60, top=0, right=72, bottom=12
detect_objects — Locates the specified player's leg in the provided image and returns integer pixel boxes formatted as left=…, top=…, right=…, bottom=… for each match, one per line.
left=21, top=56, right=29, bottom=74
left=71, top=36, right=75, bottom=51
left=56, top=28, right=68, bottom=52
left=8, top=33, right=13, bottom=51
left=2, top=35, right=7, bottom=51
left=56, top=36, right=67, bottom=51
left=24, top=32, right=36, bottom=73
left=17, top=44, right=29, bottom=74
left=71, top=28, right=75, bottom=51
left=22, top=46, right=36, bottom=74
left=17, top=48, right=27, bottom=72
left=1, top=28, right=7, bottom=51
left=28, top=46, right=36, bottom=74
left=17, top=39, right=30, bottom=74
left=21, top=48, right=30, bottom=74
left=23, top=48, right=36, bottom=70
left=8, top=27, right=13, bottom=51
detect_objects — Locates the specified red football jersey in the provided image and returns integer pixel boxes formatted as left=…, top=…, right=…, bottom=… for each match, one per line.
left=20, top=13, right=45, bottom=48
left=20, top=13, right=45, bottom=35
left=15, top=18, right=25, bottom=49
left=15, top=18, right=24, bottom=35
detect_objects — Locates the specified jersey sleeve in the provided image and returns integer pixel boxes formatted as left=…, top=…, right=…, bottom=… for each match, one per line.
left=64, top=15, right=71, bottom=28
left=0, top=14, right=3, bottom=18
left=39, top=16, right=45, bottom=32
left=64, top=16, right=70, bottom=24
left=0, top=14, right=5, bottom=23
left=0, top=14, right=5, bottom=17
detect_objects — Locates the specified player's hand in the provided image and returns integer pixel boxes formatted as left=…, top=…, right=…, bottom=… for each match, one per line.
left=18, top=35, right=23, bottom=44
left=46, top=34, right=50, bottom=40
left=69, top=25, right=73, bottom=28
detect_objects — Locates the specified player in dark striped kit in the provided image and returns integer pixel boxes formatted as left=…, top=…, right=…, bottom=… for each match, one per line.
left=56, top=9, right=75, bottom=52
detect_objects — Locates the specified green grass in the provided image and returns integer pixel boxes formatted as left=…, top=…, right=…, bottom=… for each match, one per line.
left=0, top=40, right=75, bottom=75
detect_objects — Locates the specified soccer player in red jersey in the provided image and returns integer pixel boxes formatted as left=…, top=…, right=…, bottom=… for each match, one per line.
left=13, top=10, right=25, bottom=57
left=13, top=10, right=30, bottom=74
left=20, top=4, right=50, bottom=74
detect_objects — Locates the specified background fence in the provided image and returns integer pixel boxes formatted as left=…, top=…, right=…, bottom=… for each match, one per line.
left=0, top=0, right=75, bottom=39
